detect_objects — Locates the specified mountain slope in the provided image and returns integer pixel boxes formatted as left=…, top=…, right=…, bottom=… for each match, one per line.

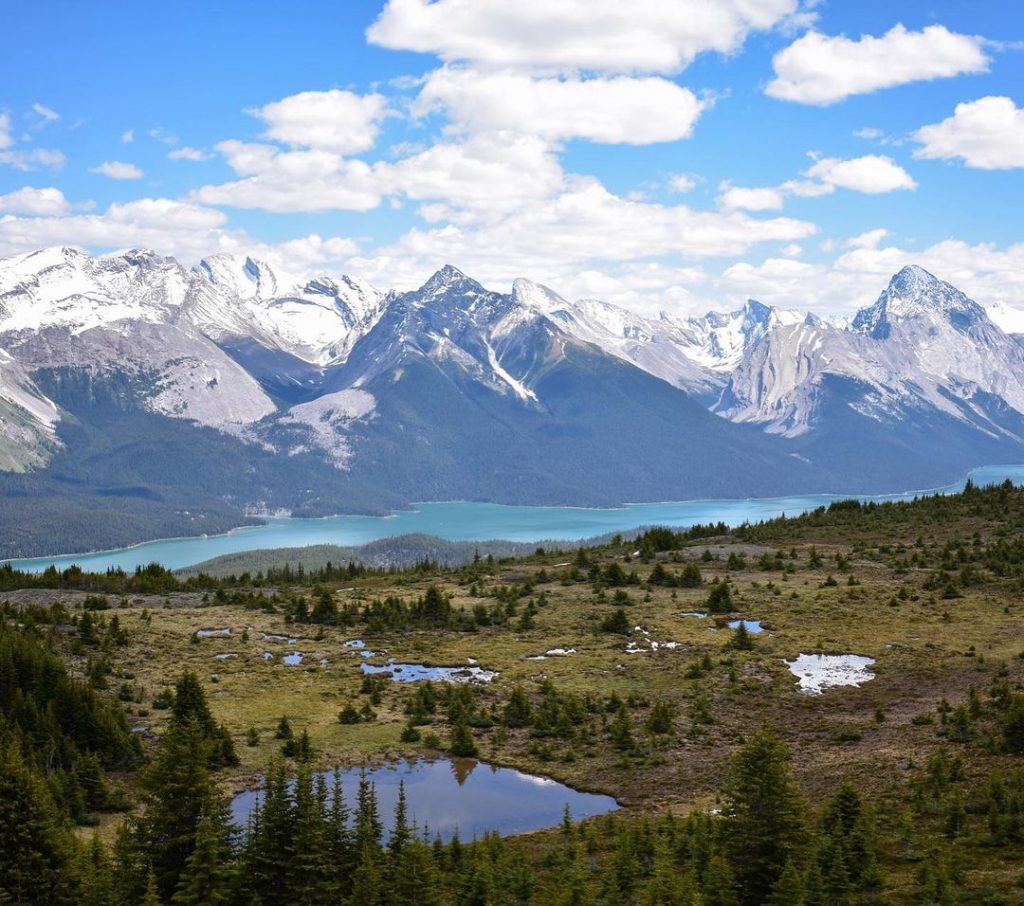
left=720, top=266, right=1024, bottom=443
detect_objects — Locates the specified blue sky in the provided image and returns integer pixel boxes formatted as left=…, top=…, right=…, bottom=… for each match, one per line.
left=1, top=0, right=1022, bottom=315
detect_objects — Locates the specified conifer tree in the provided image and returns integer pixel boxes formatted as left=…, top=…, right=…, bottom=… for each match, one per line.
left=286, top=763, right=333, bottom=901
left=391, top=838, right=443, bottom=906
left=701, top=854, right=740, bottom=906
left=141, top=869, right=162, bottom=906
left=138, top=718, right=220, bottom=900
left=171, top=801, right=235, bottom=905
left=0, top=745, right=75, bottom=904
left=722, top=727, right=807, bottom=905
left=767, top=858, right=805, bottom=906
left=326, top=769, right=355, bottom=894
left=240, top=759, right=293, bottom=899
left=449, top=718, right=478, bottom=757
left=76, top=833, right=115, bottom=906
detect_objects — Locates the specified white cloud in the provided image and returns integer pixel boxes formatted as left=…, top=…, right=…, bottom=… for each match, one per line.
left=122, top=129, right=134, bottom=143
left=0, top=148, right=66, bottom=171
left=913, top=96, right=1024, bottom=170
left=367, top=178, right=816, bottom=291
left=253, top=89, right=389, bottom=155
left=767, top=24, right=988, bottom=105
left=0, top=187, right=70, bottom=216
left=168, top=146, right=209, bottom=161
left=380, top=131, right=565, bottom=222
left=31, top=103, right=59, bottom=122
left=0, top=197, right=360, bottom=276
left=668, top=174, right=696, bottom=193
left=197, top=131, right=563, bottom=219
left=846, top=228, right=888, bottom=249
left=716, top=236, right=1024, bottom=315
left=718, top=184, right=785, bottom=211
left=90, top=160, right=144, bottom=180
left=194, top=141, right=381, bottom=212
left=715, top=155, right=913, bottom=214
left=368, top=0, right=803, bottom=75
left=804, top=154, right=916, bottom=193
left=415, top=68, right=706, bottom=144
left=0, top=114, right=12, bottom=149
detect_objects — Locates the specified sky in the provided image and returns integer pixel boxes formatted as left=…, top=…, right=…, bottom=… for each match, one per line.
left=1, top=0, right=1022, bottom=317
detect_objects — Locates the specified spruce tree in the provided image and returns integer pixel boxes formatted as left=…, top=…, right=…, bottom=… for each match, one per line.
left=138, top=717, right=221, bottom=900
left=0, top=745, right=75, bottom=905
left=767, top=858, right=805, bottom=906
left=701, top=854, right=740, bottom=906
left=722, top=727, right=807, bottom=905
left=171, top=801, right=236, bottom=905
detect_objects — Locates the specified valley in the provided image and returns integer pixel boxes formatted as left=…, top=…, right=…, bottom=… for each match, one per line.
left=4, top=249, right=1024, bottom=559
left=5, top=480, right=1024, bottom=902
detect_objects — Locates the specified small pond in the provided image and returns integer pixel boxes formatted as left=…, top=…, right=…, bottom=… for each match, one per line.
left=727, top=619, right=764, bottom=634
left=360, top=661, right=497, bottom=683
left=787, top=653, right=876, bottom=694
left=230, top=757, right=618, bottom=842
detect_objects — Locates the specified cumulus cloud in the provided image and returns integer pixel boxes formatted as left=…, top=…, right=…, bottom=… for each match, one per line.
left=767, top=24, right=988, bottom=105
left=368, top=0, right=803, bottom=75
left=0, top=187, right=70, bottom=216
left=253, top=89, right=389, bottom=155
left=90, top=160, right=144, bottom=180
left=716, top=236, right=1024, bottom=315
left=366, top=179, right=816, bottom=292
left=0, top=114, right=12, bottom=149
left=415, top=68, right=706, bottom=144
left=804, top=154, right=916, bottom=193
left=0, top=196, right=360, bottom=275
left=717, top=155, right=914, bottom=212
left=846, top=228, right=889, bottom=249
left=913, top=96, right=1024, bottom=170
left=379, top=132, right=565, bottom=222
left=194, top=141, right=381, bottom=213
left=121, top=129, right=134, bottom=143
left=168, top=146, right=209, bottom=161
left=197, top=131, right=563, bottom=219
left=718, top=184, right=785, bottom=211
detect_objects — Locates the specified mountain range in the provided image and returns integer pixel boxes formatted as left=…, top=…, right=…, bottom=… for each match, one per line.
left=2, top=246, right=1024, bottom=557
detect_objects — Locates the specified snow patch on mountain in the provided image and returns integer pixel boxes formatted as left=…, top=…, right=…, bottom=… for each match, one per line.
left=277, top=389, right=376, bottom=467
left=721, top=266, right=1024, bottom=438
left=0, top=347, right=59, bottom=471
left=987, top=301, right=1024, bottom=336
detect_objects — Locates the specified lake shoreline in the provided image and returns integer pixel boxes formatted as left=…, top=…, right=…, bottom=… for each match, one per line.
left=6, top=463, right=1024, bottom=574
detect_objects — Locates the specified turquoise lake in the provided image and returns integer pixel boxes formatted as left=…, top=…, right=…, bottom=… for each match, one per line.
left=6, top=464, right=1024, bottom=574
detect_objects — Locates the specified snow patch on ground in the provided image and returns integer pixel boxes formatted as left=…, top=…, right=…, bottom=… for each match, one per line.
left=786, top=653, right=876, bottom=694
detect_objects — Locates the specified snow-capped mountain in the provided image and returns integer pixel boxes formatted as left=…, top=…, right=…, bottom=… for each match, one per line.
left=526, top=282, right=812, bottom=403
left=0, top=346, right=58, bottom=471
left=719, top=266, right=1024, bottom=441
left=3, top=248, right=1024, bottom=556
left=185, top=254, right=388, bottom=366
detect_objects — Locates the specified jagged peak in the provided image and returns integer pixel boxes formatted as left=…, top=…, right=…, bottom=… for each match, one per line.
left=511, top=277, right=567, bottom=312
left=418, top=263, right=484, bottom=296
left=852, top=264, right=986, bottom=338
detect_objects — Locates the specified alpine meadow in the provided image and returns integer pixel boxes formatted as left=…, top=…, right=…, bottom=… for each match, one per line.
left=3, top=2, right=1024, bottom=904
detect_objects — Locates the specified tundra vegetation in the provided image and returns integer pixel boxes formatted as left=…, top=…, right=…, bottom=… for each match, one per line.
left=3, top=480, right=1024, bottom=903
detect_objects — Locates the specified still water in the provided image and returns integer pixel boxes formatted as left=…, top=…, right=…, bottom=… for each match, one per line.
left=230, top=757, right=618, bottom=842
left=7, top=464, right=1024, bottom=574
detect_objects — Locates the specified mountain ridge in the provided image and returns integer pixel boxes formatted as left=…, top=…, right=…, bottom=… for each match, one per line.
left=3, top=246, right=1024, bottom=558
